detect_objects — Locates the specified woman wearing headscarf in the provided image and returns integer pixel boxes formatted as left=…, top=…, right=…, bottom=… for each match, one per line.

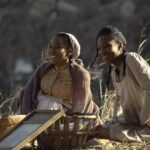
left=18, top=32, right=101, bottom=125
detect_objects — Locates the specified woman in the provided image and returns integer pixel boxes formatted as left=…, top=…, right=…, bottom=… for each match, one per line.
left=89, top=26, right=150, bottom=142
left=18, top=32, right=101, bottom=125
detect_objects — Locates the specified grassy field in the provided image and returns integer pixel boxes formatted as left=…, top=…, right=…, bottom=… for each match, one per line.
left=1, top=90, right=150, bottom=150
left=83, top=90, right=150, bottom=150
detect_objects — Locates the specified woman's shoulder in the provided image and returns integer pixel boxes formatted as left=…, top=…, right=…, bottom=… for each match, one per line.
left=70, top=61, right=90, bottom=78
left=126, top=52, right=144, bottom=62
left=33, top=61, right=54, bottom=76
left=126, top=52, right=150, bottom=70
left=39, top=61, right=53, bottom=67
left=72, top=61, right=89, bottom=71
left=36, top=61, right=53, bottom=70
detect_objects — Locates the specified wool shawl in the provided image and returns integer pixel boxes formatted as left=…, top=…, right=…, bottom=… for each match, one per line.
left=19, top=61, right=101, bottom=125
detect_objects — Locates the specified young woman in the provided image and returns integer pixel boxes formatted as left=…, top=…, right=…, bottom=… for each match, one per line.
left=17, top=32, right=101, bottom=125
left=89, top=26, right=150, bottom=142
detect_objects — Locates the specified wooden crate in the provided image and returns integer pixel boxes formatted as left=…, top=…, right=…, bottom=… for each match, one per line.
left=37, top=114, right=96, bottom=149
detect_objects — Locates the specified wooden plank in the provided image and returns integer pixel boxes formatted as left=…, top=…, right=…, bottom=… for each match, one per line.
left=71, top=116, right=80, bottom=147
left=82, top=119, right=94, bottom=143
left=46, top=125, right=53, bottom=143
left=62, top=117, right=70, bottom=149
left=54, top=120, right=61, bottom=149
left=0, top=110, right=64, bottom=150
left=77, top=119, right=89, bottom=146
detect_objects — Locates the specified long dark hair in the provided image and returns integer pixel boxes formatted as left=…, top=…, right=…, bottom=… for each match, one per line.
left=94, top=26, right=127, bottom=89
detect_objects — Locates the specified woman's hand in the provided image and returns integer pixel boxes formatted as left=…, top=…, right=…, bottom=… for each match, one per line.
left=87, top=125, right=110, bottom=141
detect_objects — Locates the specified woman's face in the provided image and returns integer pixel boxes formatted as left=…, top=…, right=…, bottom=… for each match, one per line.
left=97, top=35, right=123, bottom=65
left=48, top=36, right=70, bottom=65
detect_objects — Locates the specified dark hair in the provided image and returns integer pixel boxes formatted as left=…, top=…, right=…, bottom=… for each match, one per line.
left=96, top=26, right=127, bottom=47
left=93, top=26, right=127, bottom=89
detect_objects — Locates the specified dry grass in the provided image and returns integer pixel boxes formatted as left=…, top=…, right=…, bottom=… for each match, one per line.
left=83, top=89, right=150, bottom=149
left=1, top=88, right=150, bottom=149
left=0, top=90, right=19, bottom=118
left=99, top=90, right=115, bottom=123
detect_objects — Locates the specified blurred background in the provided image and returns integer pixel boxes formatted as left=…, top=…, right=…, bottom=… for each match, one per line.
left=0, top=0, right=150, bottom=104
